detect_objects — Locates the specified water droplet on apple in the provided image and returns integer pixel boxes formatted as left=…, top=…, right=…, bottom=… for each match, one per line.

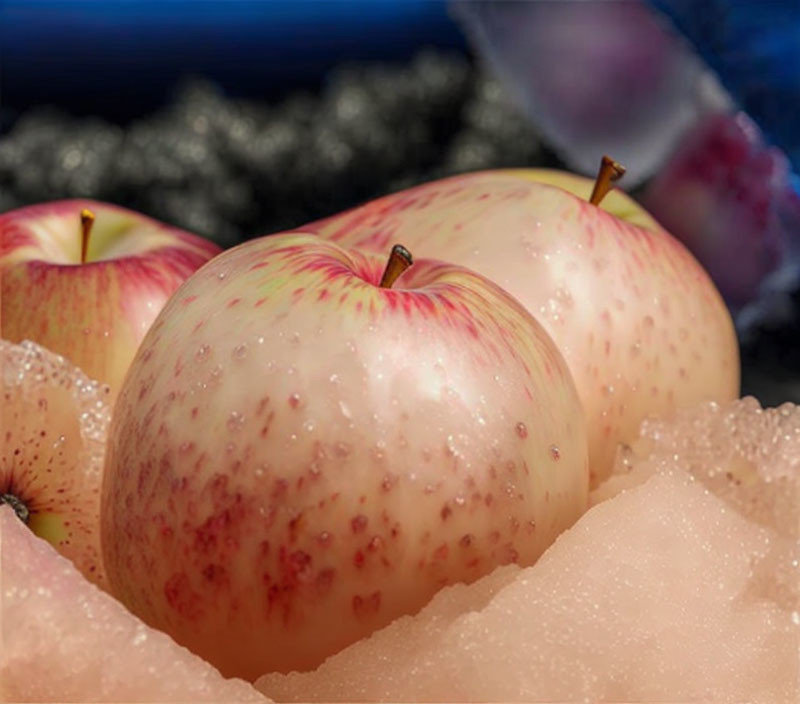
left=549, top=445, right=561, bottom=461
left=226, top=411, right=244, bottom=432
left=303, top=420, right=316, bottom=433
left=372, top=442, right=386, bottom=462
left=232, top=343, right=248, bottom=360
left=195, top=344, right=211, bottom=362
left=339, top=400, right=352, bottom=419
left=217, top=272, right=226, bottom=280
left=515, top=422, right=528, bottom=439
left=207, top=364, right=223, bottom=388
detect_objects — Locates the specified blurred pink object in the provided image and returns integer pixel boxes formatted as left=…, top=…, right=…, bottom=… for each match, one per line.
left=644, top=112, right=800, bottom=327
left=453, top=0, right=731, bottom=185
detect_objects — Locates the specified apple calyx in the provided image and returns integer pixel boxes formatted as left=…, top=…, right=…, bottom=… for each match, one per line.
left=379, top=244, right=414, bottom=288
left=0, top=492, right=30, bottom=523
left=589, top=155, right=626, bottom=206
left=80, top=208, right=95, bottom=264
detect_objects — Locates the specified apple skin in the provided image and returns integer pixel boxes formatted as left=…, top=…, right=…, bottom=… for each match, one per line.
left=101, top=232, right=588, bottom=679
left=308, top=169, right=740, bottom=487
left=0, top=199, right=221, bottom=397
left=1, top=338, right=112, bottom=588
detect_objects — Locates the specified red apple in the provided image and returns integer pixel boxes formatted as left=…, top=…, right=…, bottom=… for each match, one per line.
left=0, top=200, right=221, bottom=397
left=101, top=233, right=589, bottom=679
left=308, top=163, right=740, bottom=486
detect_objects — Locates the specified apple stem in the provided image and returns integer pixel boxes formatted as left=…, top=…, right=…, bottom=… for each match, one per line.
left=379, top=244, right=414, bottom=288
left=80, top=208, right=95, bottom=264
left=0, top=493, right=30, bottom=524
left=589, top=155, right=626, bottom=206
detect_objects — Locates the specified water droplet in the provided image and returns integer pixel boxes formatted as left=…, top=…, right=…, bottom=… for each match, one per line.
left=372, top=441, right=386, bottom=461
left=226, top=411, right=244, bottom=432
left=303, top=420, right=316, bottom=433
left=515, top=422, right=528, bottom=439
left=549, top=445, right=561, bottom=461
left=233, top=343, right=248, bottom=360
left=338, top=400, right=352, bottom=419
left=217, top=272, right=226, bottom=280
left=131, top=630, right=147, bottom=647
left=195, top=344, right=211, bottom=362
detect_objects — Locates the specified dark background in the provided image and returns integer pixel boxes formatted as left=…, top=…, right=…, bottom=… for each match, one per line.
left=1, top=0, right=796, bottom=405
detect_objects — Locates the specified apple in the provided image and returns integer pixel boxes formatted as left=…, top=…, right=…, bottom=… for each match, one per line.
left=0, top=199, right=221, bottom=397
left=101, top=233, right=589, bottom=679
left=307, top=161, right=740, bottom=486
left=1, top=338, right=112, bottom=588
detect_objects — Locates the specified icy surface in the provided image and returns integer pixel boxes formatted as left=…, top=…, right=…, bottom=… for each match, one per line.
left=257, top=397, right=799, bottom=702
left=0, top=506, right=269, bottom=702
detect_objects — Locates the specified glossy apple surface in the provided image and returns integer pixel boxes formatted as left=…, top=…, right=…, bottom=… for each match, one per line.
left=0, top=199, right=221, bottom=396
left=101, top=233, right=588, bottom=679
left=309, top=169, right=740, bottom=486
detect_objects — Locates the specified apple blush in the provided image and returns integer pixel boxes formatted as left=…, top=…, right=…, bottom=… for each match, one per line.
left=101, top=233, right=589, bottom=679
left=0, top=200, right=221, bottom=398
left=309, top=158, right=740, bottom=487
